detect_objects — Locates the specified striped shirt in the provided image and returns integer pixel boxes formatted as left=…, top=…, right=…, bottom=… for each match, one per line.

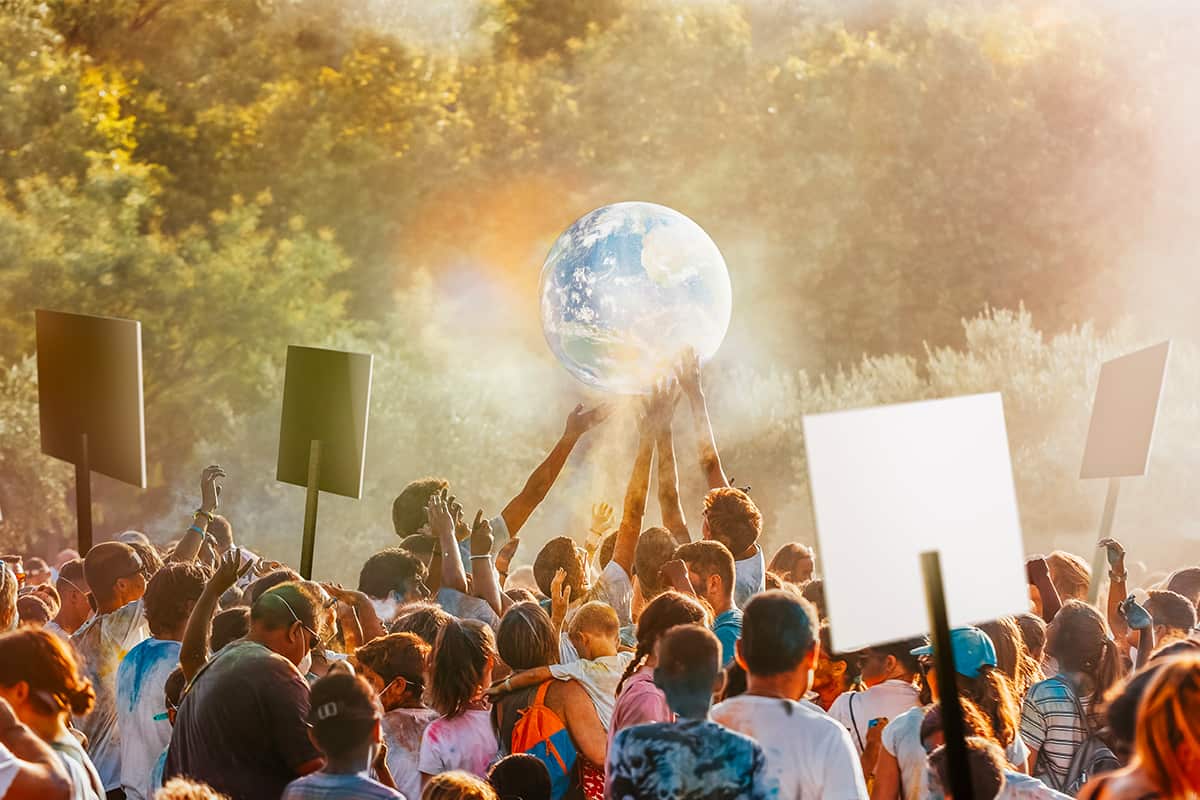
left=1020, top=676, right=1095, bottom=791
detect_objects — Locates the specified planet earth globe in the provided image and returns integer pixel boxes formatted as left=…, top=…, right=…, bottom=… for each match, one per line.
left=539, top=202, right=732, bottom=394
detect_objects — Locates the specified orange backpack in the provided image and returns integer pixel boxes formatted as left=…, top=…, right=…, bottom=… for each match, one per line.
left=510, top=681, right=578, bottom=800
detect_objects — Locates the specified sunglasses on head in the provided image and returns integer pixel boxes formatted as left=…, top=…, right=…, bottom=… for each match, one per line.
left=272, top=593, right=322, bottom=651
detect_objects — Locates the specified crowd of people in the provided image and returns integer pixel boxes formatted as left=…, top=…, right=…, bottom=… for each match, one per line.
left=1, top=356, right=1199, bottom=800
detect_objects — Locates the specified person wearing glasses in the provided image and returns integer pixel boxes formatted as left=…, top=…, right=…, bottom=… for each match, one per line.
left=70, top=542, right=151, bottom=798
left=46, top=560, right=91, bottom=639
left=165, top=583, right=327, bottom=800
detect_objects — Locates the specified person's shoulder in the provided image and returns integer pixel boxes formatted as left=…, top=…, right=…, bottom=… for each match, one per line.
left=827, top=690, right=852, bottom=715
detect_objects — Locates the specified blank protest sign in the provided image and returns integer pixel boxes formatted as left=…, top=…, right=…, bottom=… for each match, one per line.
left=35, top=309, right=147, bottom=488
left=803, top=393, right=1028, bottom=653
left=276, top=345, right=374, bottom=499
left=1080, top=342, right=1170, bottom=480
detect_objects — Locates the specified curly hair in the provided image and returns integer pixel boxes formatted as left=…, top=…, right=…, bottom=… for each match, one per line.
left=532, top=537, right=585, bottom=599
left=393, top=478, right=449, bottom=537
left=144, top=562, right=209, bottom=637
left=0, top=628, right=95, bottom=716
left=358, top=547, right=427, bottom=600
left=702, top=488, right=762, bottom=557
left=354, top=632, right=430, bottom=691
left=617, top=591, right=710, bottom=696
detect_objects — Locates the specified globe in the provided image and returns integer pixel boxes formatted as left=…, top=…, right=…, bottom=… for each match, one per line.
left=539, top=202, right=732, bottom=394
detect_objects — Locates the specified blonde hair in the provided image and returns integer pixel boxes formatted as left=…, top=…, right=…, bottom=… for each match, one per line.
left=421, top=771, right=497, bottom=800
left=568, top=601, right=618, bottom=639
left=155, top=777, right=230, bottom=799
left=1135, top=654, right=1200, bottom=796
left=1046, top=551, right=1090, bottom=602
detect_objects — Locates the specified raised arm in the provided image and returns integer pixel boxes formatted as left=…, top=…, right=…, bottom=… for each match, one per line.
left=169, top=465, right=225, bottom=563
left=467, top=511, right=507, bottom=616
left=501, top=403, right=611, bottom=537
left=610, top=398, right=662, bottom=577
left=654, top=383, right=690, bottom=545
left=1026, top=556, right=1062, bottom=624
left=180, top=549, right=252, bottom=681
left=430, top=492, right=468, bottom=595
left=675, top=349, right=728, bottom=490
left=1099, top=538, right=1129, bottom=647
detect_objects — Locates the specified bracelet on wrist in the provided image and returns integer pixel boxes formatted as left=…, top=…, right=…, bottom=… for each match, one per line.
left=469, top=554, right=492, bottom=561
left=1109, top=571, right=1128, bottom=581
left=194, top=509, right=215, bottom=522
left=188, top=525, right=205, bottom=536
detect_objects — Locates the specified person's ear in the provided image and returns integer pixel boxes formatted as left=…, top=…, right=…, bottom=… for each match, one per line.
left=885, top=654, right=898, bottom=674
left=10, top=680, right=30, bottom=705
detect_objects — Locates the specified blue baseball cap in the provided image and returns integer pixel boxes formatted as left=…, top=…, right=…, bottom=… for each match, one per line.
left=910, top=627, right=998, bottom=679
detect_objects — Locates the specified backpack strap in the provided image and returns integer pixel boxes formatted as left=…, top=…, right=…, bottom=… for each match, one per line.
left=1052, top=675, right=1094, bottom=735
left=848, top=692, right=865, bottom=751
left=534, top=680, right=552, bottom=708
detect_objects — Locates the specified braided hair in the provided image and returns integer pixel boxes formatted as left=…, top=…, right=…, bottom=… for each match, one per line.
left=616, top=591, right=710, bottom=696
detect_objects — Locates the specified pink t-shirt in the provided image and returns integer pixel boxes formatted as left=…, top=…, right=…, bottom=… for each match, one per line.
left=607, top=665, right=673, bottom=755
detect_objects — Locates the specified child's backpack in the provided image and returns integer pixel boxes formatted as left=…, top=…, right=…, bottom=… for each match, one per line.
left=1046, top=677, right=1120, bottom=795
left=510, top=681, right=579, bottom=800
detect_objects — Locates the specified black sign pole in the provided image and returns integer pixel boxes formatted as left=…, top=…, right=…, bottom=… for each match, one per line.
left=75, top=432, right=93, bottom=554
left=299, top=439, right=322, bottom=580
left=921, top=550, right=974, bottom=800
left=1086, top=477, right=1121, bottom=605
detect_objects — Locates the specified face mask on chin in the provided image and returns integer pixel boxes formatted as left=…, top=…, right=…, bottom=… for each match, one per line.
left=297, top=649, right=313, bottom=676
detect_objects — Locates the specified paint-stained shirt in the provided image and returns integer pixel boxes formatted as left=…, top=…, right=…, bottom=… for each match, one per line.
left=71, top=599, right=150, bottom=791
left=382, top=707, right=439, bottom=800
left=417, top=708, right=498, bottom=778
left=607, top=717, right=775, bottom=800
left=117, top=637, right=181, bottom=800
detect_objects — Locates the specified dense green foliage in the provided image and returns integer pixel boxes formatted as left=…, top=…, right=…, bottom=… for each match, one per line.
left=0, top=0, right=1192, bottom=577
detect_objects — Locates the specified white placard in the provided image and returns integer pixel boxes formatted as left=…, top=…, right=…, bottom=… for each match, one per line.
left=803, top=393, right=1029, bottom=653
left=1080, top=341, right=1170, bottom=480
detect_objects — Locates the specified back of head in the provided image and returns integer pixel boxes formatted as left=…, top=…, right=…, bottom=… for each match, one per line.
left=117, top=530, right=152, bottom=548
left=211, top=607, right=251, bottom=653
left=16, top=595, right=51, bottom=627
left=977, top=616, right=1039, bottom=697
left=244, top=568, right=301, bottom=606
left=928, top=737, right=1007, bottom=800
left=307, top=672, right=381, bottom=759
left=801, top=579, right=827, bottom=621
left=57, top=558, right=88, bottom=593
left=1104, top=660, right=1166, bottom=754
left=1165, top=567, right=1200, bottom=610
left=23, top=557, right=50, bottom=583
left=1047, top=600, right=1123, bottom=697
left=400, top=534, right=437, bottom=562
left=208, top=515, right=233, bottom=551
left=496, top=602, right=557, bottom=671
left=423, top=771, right=498, bottom=800
left=569, top=601, right=619, bottom=640
left=653, top=624, right=721, bottom=714
left=1135, top=654, right=1200, bottom=797
left=358, top=547, right=426, bottom=600
left=702, top=488, right=762, bottom=556
left=83, top=541, right=142, bottom=606
left=354, top=632, right=429, bottom=688
left=739, top=590, right=817, bottom=676
left=431, top=618, right=495, bottom=717
left=532, top=537, right=585, bottom=599
left=391, top=602, right=453, bottom=647
left=1015, top=612, right=1047, bottom=657
left=617, top=590, right=713, bottom=697
left=156, top=777, right=231, bottom=799
left=674, top=540, right=735, bottom=599
left=127, top=541, right=164, bottom=581
left=1045, top=551, right=1090, bottom=602
left=634, top=527, right=678, bottom=600
left=144, top=562, right=208, bottom=638
left=0, top=628, right=95, bottom=716
left=164, top=666, right=188, bottom=713
left=920, top=698, right=995, bottom=747
left=393, top=478, right=449, bottom=537
left=251, top=582, right=320, bottom=634
left=488, top=753, right=551, bottom=800
left=1145, top=589, right=1197, bottom=636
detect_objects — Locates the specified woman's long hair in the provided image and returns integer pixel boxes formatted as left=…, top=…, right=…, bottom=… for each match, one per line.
left=616, top=591, right=710, bottom=696
left=1047, top=600, right=1125, bottom=704
left=430, top=619, right=496, bottom=718
left=979, top=616, right=1041, bottom=699
left=0, top=628, right=95, bottom=717
left=958, top=666, right=1021, bottom=750
left=1135, top=654, right=1200, bottom=796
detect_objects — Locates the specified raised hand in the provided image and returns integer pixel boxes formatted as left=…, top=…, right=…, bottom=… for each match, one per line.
left=564, top=403, right=613, bottom=440
left=658, top=559, right=693, bottom=594
left=210, top=548, right=253, bottom=595
left=587, top=502, right=615, bottom=552
left=495, top=537, right=520, bottom=576
left=1025, top=555, right=1049, bottom=586
left=1119, top=596, right=1152, bottom=630
left=550, top=568, right=572, bottom=628
left=200, top=465, right=225, bottom=514
left=426, top=491, right=455, bottom=543
left=448, top=494, right=470, bottom=543
left=469, top=510, right=494, bottom=557
left=1099, top=538, right=1127, bottom=575
left=674, top=347, right=703, bottom=399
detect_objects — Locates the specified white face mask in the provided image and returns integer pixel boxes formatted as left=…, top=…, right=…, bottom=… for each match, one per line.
left=297, top=649, right=313, bottom=676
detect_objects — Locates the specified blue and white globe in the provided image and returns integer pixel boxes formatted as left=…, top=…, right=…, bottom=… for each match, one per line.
left=539, top=202, right=732, bottom=394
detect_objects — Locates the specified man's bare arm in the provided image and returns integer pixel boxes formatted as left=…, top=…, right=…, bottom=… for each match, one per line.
left=656, top=393, right=690, bottom=545
left=170, top=465, right=225, bottom=564
left=675, top=349, right=728, bottom=490
left=501, top=404, right=611, bottom=537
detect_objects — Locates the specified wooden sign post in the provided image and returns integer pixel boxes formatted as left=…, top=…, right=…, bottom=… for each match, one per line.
left=804, top=394, right=1029, bottom=799
left=1080, top=342, right=1170, bottom=604
left=276, top=345, right=373, bottom=579
left=35, top=310, right=147, bottom=553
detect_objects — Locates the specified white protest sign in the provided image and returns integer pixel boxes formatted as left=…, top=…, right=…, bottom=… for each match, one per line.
left=803, top=393, right=1028, bottom=653
left=1080, top=341, right=1170, bottom=480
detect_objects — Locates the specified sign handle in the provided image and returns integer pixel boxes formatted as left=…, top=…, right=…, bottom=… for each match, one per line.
left=300, top=439, right=321, bottom=580
left=75, top=433, right=93, bottom=554
left=1086, top=477, right=1121, bottom=605
left=921, top=550, right=974, bottom=800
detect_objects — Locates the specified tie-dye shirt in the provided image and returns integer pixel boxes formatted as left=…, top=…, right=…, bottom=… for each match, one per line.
left=116, top=637, right=181, bottom=800
left=606, top=718, right=775, bottom=800
left=71, top=599, right=150, bottom=791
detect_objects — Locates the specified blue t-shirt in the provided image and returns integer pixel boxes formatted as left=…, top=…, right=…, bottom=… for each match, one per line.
left=713, top=608, right=743, bottom=667
left=607, top=718, right=775, bottom=800
left=282, top=771, right=406, bottom=800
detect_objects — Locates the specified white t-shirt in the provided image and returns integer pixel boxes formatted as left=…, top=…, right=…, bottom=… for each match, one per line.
left=881, top=705, right=928, bottom=800
left=382, top=707, right=439, bottom=800
left=417, top=708, right=498, bottom=778
left=0, top=741, right=19, bottom=798
left=734, top=546, right=766, bottom=609
left=116, top=637, right=181, bottom=800
left=711, top=694, right=869, bottom=800
left=549, top=652, right=634, bottom=729
left=51, top=731, right=105, bottom=800
left=71, top=599, right=150, bottom=790
left=828, top=680, right=921, bottom=754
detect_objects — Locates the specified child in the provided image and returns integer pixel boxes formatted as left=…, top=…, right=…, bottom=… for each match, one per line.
left=281, top=672, right=403, bottom=799
left=492, top=602, right=633, bottom=729
left=488, top=754, right=551, bottom=800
